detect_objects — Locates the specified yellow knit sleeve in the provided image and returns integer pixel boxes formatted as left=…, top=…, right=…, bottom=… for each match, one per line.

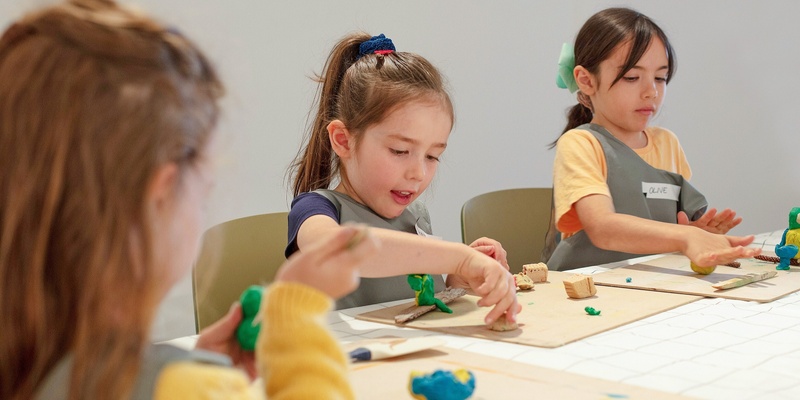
left=257, top=282, right=354, bottom=400
left=154, top=362, right=261, bottom=400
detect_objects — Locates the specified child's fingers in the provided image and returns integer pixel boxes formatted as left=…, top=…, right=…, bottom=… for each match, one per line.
left=493, top=247, right=509, bottom=270
left=195, top=302, right=242, bottom=352
left=476, top=269, right=512, bottom=307
left=695, top=208, right=717, bottom=226
left=697, top=245, right=760, bottom=266
left=471, top=245, right=495, bottom=256
left=319, top=231, right=379, bottom=273
left=206, top=302, right=242, bottom=336
left=343, top=231, right=380, bottom=261
left=483, top=281, right=519, bottom=325
left=726, top=234, right=756, bottom=247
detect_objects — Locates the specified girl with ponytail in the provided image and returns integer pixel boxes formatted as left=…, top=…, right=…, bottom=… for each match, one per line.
left=547, top=7, right=759, bottom=271
left=288, top=32, right=520, bottom=326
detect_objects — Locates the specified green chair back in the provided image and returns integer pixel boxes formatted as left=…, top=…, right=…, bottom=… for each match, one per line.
left=192, top=212, right=288, bottom=332
left=461, top=188, right=553, bottom=274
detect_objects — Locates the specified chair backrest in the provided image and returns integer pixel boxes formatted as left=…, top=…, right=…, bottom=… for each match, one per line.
left=461, top=188, right=553, bottom=274
left=192, top=212, right=288, bottom=332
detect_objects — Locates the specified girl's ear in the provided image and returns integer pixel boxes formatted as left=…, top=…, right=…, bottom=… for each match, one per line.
left=574, top=66, right=597, bottom=96
left=146, top=162, right=179, bottom=215
left=328, top=120, right=353, bottom=159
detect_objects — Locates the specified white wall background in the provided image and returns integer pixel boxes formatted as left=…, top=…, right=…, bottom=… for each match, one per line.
left=4, top=1, right=798, bottom=340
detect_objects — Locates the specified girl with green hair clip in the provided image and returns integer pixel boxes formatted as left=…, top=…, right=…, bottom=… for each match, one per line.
left=546, top=7, right=761, bottom=271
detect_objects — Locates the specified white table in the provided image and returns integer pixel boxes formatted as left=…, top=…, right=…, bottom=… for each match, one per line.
left=169, top=231, right=798, bottom=400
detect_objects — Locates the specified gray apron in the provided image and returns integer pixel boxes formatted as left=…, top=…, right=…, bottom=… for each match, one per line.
left=36, top=343, right=231, bottom=399
left=314, top=189, right=446, bottom=309
left=548, top=124, right=707, bottom=271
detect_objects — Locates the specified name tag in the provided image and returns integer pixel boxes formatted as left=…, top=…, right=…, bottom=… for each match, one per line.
left=415, top=223, right=441, bottom=240
left=642, top=182, right=680, bottom=201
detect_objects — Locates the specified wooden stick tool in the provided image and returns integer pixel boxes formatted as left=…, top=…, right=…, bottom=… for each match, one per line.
left=712, top=271, right=778, bottom=290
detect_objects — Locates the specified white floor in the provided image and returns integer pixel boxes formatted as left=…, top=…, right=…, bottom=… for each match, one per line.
left=151, top=273, right=196, bottom=342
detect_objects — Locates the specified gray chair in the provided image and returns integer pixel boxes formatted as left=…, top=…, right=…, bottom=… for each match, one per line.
left=461, top=188, right=553, bottom=274
left=192, top=212, right=288, bottom=332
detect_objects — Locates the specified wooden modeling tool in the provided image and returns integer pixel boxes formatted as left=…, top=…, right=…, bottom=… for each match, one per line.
left=712, top=271, right=778, bottom=290
left=345, top=227, right=368, bottom=250
left=395, top=288, right=466, bottom=323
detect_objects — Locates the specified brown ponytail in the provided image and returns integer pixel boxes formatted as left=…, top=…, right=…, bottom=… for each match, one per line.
left=291, top=33, right=368, bottom=197
left=289, top=32, right=453, bottom=197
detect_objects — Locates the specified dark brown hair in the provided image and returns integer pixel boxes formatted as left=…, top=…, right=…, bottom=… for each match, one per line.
left=551, top=7, right=676, bottom=147
left=0, top=0, right=223, bottom=398
left=289, top=32, right=454, bottom=197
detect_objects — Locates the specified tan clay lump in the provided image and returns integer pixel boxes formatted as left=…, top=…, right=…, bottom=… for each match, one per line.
left=522, top=263, right=548, bottom=283
left=489, top=317, right=519, bottom=332
left=563, top=275, right=597, bottom=299
left=514, top=262, right=549, bottom=291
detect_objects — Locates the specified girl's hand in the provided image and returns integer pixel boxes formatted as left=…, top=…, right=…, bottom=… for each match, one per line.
left=195, top=302, right=257, bottom=380
left=682, top=229, right=761, bottom=267
left=275, top=224, right=379, bottom=299
left=468, top=237, right=510, bottom=270
left=678, top=208, right=742, bottom=234
left=449, top=250, right=521, bottom=326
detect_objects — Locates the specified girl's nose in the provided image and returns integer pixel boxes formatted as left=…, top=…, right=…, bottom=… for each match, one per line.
left=406, top=158, right=426, bottom=181
left=643, top=80, right=658, bottom=99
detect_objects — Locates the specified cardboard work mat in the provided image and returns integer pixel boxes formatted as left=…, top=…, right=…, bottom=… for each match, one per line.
left=356, top=271, right=699, bottom=348
left=592, top=254, right=800, bottom=302
left=348, top=342, right=690, bottom=399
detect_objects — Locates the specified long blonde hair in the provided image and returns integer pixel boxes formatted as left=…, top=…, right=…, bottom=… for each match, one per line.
left=0, top=1, right=223, bottom=398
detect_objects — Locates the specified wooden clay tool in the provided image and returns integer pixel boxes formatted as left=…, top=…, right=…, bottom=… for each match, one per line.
left=395, top=287, right=466, bottom=323
left=712, top=271, right=778, bottom=290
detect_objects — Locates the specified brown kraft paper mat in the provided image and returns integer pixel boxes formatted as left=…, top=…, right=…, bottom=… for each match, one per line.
left=356, top=271, right=699, bottom=348
left=592, top=254, right=800, bottom=303
left=348, top=343, right=693, bottom=399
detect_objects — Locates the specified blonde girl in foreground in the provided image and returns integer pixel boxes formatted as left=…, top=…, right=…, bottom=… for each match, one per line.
left=0, top=1, right=376, bottom=399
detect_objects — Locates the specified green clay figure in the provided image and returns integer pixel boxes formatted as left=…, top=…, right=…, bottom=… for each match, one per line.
left=407, top=274, right=452, bottom=313
left=584, top=306, right=601, bottom=316
left=236, top=285, right=264, bottom=351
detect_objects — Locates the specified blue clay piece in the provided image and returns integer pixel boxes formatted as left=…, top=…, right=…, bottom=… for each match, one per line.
left=409, top=369, right=475, bottom=400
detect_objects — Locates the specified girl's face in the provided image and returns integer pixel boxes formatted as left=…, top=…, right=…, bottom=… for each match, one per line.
left=337, top=99, right=452, bottom=219
left=151, top=149, right=215, bottom=294
left=589, top=38, right=669, bottom=140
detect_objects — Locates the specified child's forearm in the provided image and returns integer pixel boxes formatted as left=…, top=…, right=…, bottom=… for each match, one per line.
left=355, top=228, right=475, bottom=277
left=584, top=212, right=693, bottom=254
left=297, top=217, right=476, bottom=278
left=575, top=194, right=696, bottom=255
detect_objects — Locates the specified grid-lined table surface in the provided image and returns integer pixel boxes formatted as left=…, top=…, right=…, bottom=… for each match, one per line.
left=325, top=230, right=800, bottom=400
left=168, top=230, right=798, bottom=399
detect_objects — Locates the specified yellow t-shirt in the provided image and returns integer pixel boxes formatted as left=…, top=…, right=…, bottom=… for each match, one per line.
left=153, top=282, right=353, bottom=400
left=553, top=126, right=692, bottom=237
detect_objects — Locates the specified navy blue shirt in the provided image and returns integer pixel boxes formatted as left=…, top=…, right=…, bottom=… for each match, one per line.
left=285, top=192, right=338, bottom=258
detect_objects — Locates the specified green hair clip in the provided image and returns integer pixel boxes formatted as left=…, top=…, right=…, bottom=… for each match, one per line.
left=556, top=43, right=578, bottom=93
